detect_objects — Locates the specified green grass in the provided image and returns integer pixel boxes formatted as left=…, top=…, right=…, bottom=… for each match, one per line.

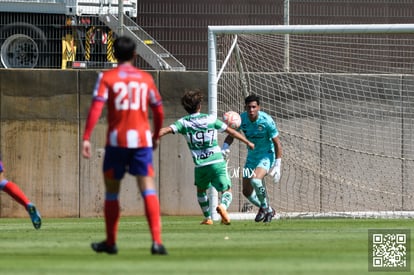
left=0, top=216, right=413, bottom=275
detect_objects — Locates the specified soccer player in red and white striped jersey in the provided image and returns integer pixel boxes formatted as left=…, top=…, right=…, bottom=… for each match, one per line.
left=82, top=36, right=166, bottom=255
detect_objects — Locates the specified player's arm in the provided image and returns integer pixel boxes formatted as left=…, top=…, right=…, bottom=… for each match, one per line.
left=222, top=134, right=235, bottom=149
left=160, top=119, right=183, bottom=138
left=151, top=103, right=164, bottom=148
left=269, top=135, right=283, bottom=183
left=273, top=136, right=282, bottom=159
left=82, top=99, right=105, bottom=159
left=225, top=127, right=254, bottom=150
left=159, top=126, right=173, bottom=137
left=220, top=134, right=234, bottom=159
left=223, top=134, right=234, bottom=147
left=148, top=82, right=164, bottom=150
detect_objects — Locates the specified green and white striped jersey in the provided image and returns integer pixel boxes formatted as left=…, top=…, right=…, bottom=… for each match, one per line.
left=170, top=113, right=227, bottom=167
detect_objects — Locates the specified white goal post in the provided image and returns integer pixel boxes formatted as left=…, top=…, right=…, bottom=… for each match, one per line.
left=208, top=24, right=414, bottom=220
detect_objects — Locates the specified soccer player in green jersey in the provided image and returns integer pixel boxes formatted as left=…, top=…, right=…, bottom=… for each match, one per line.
left=159, top=90, right=254, bottom=225
left=222, top=94, right=282, bottom=223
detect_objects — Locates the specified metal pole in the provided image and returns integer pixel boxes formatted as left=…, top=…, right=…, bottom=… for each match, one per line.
left=207, top=27, right=219, bottom=220
left=118, top=0, right=124, bottom=35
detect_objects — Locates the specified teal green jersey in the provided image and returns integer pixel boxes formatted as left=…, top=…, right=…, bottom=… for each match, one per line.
left=170, top=113, right=227, bottom=167
left=240, top=111, right=279, bottom=159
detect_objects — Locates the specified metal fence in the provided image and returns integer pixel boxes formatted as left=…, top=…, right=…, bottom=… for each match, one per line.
left=136, top=0, right=414, bottom=71
left=0, top=0, right=136, bottom=69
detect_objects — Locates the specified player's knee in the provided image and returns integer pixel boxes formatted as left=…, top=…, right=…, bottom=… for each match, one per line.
left=250, top=178, right=262, bottom=188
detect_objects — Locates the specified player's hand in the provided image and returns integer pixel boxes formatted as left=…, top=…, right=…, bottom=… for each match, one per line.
left=82, top=140, right=92, bottom=159
left=269, top=158, right=281, bottom=183
left=152, top=137, right=160, bottom=150
left=247, top=142, right=255, bottom=150
left=221, top=142, right=230, bottom=160
left=221, top=148, right=230, bottom=160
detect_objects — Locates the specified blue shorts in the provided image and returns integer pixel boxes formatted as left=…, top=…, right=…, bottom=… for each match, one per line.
left=103, top=146, right=154, bottom=180
left=243, top=152, right=275, bottom=178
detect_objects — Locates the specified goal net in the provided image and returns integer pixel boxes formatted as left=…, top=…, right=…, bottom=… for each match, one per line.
left=208, top=24, right=414, bottom=219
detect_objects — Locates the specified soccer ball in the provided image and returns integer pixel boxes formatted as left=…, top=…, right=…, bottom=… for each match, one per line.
left=223, top=111, right=241, bottom=129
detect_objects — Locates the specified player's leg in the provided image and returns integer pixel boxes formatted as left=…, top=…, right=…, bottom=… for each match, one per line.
left=197, top=188, right=213, bottom=224
left=220, top=188, right=232, bottom=210
left=250, top=178, right=275, bottom=223
left=211, top=162, right=232, bottom=225
left=195, top=166, right=213, bottom=224
left=91, top=146, right=124, bottom=255
left=0, top=178, right=30, bottom=206
left=131, top=147, right=167, bottom=255
left=0, top=170, right=41, bottom=229
left=249, top=168, right=271, bottom=222
left=91, top=177, right=121, bottom=255
left=241, top=178, right=261, bottom=207
left=137, top=175, right=167, bottom=255
left=216, top=187, right=232, bottom=225
left=242, top=163, right=261, bottom=207
left=104, top=177, right=121, bottom=248
left=251, top=168, right=268, bottom=208
left=261, top=178, right=275, bottom=223
left=261, top=155, right=276, bottom=223
left=249, top=155, right=276, bottom=222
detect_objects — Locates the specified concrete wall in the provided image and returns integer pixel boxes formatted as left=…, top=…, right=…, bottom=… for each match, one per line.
left=0, top=69, right=208, bottom=218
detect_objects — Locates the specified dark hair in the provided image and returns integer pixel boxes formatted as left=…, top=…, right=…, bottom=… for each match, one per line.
left=181, top=90, right=203, bottom=114
left=245, top=94, right=260, bottom=105
left=114, top=36, right=136, bottom=62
